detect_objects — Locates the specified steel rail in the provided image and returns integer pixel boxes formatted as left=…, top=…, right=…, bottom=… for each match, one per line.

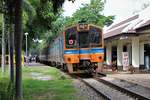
left=95, top=77, right=150, bottom=100
left=77, top=77, right=111, bottom=100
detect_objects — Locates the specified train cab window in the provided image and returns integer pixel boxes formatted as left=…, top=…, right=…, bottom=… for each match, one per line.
left=89, top=27, right=102, bottom=47
left=79, top=32, right=89, bottom=48
left=65, top=27, right=77, bottom=49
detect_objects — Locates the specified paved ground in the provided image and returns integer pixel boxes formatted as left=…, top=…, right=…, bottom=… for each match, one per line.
left=101, top=68, right=150, bottom=89
left=107, top=74, right=150, bottom=89
left=24, top=62, right=45, bottom=66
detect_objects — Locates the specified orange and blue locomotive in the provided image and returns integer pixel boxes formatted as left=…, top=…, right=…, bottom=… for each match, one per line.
left=39, top=23, right=104, bottom=73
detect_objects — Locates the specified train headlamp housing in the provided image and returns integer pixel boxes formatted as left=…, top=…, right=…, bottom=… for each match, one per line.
left=67, top=58, right=71, bottom=61
left=77, top=23, right=89, bottom=31
left=99, top=56, right=102, bottom=60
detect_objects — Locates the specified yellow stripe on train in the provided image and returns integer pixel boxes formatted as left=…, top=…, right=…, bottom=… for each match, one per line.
left=64, top=53, right=104, bottom=64
left=64, top=54, right=79, bottom=64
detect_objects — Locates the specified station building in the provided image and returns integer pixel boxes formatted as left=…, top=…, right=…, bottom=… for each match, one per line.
left=104, top=7, right=150, bottom=70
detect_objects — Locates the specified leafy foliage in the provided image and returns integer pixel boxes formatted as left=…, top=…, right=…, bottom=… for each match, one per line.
left=64, top=0, right=114, bottom=27
left=0, top=0, right=114, bottom=54
left=51, top=0, right=75, bottom=12
left=0, top=0, right=5, bottom=13
left=29, top=0, right=115, bottom=54
left=0, top=14, right=2, bottom=33
left=24, top=0, right=61, bottom=51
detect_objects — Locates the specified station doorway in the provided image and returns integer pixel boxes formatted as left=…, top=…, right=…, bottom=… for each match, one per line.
left=144, top=44, right=150, bottom=70
left=112, top=46, right=117, bottom=62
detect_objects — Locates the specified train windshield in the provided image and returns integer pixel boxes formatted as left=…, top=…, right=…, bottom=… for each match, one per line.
left=79, top=32, right=89, bottom=48
left=65, top=27, right=77, bottom=49
left=89, top=27, right=102, bottom=47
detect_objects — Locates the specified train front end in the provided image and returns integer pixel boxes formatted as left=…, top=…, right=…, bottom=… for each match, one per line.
left=64, top=23, right=104, bottom=73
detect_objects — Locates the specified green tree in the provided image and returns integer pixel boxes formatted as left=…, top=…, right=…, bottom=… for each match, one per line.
left=0, top=14, right=2, bottom=34
left=65, top=0, right=114, bottom=27
left=25, top=0, right=63, bottom=54
left=33, top=0, right=114, bottom=54
left=0, top=0, right=73, bottom=99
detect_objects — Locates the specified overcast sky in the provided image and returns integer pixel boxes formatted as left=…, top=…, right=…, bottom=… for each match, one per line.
left=63, top=0, right=150, bottom=22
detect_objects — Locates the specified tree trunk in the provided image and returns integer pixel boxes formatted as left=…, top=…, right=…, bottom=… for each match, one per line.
left=1, top=13, right=6, bottom=76
left=9, top=24, right=14, bottom=82
left=14, top=0, right=23, bottom=99
left=8, top=0, right=14, bottom=83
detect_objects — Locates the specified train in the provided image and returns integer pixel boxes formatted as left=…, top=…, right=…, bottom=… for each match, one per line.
left=39, top=23, right=104, bottom=73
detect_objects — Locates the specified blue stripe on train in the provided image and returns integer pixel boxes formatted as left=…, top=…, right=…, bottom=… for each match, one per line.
left=64, top=50, right=79, bottom=54
left=79, top=49, right=89, bottom=54
left=91, top=48, right=104, bottom=53
left=64, top=48, right=104, bottom=54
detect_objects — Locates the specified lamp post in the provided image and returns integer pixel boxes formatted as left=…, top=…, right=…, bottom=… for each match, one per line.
left=25, top=32, right=28, bottom=60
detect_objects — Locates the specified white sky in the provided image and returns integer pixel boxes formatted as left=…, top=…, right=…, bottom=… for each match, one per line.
left=63, top=0, right=90, bottom=17
left=63, top=0, right=150, bottom=22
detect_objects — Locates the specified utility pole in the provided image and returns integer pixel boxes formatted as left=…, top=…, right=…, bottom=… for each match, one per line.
left=25, top=32, right=28, bottom=58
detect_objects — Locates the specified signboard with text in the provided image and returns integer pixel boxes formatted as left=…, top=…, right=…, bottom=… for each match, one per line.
left=122, top=52, right=129, bottom=70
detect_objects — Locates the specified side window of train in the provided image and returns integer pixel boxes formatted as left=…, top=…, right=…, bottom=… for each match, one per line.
left=65, top=27, right=77, bottom=48
left=89, top=27, right=102, bottom=47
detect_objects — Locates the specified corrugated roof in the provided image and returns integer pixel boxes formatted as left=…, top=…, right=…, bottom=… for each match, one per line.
left=104, top=6, right=150, bottom=39
left=104, top=24, right=129, bottom=39
left=135, top=19, right=150, bottom=30
left=108, top=15, right=139, bottom=30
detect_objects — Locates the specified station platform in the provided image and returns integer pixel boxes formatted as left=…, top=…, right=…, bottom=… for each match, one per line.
left=107, top=73, right=150, bottom=89
left=101, top=68, right=150, bottom=89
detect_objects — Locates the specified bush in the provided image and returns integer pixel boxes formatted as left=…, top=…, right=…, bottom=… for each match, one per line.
left=0, top=78, right=14, bottom=100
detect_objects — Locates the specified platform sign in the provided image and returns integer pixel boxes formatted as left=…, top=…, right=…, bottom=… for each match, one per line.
left=122, top=52, right=129, bottom=70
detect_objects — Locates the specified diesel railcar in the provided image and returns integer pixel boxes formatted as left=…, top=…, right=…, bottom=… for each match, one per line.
left=39, top=23, right=104, bottom=73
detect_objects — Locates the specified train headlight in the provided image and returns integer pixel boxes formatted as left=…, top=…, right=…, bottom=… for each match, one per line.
left=78, top=23, right=88, bottom=31
left=99, top=56, right=102, bottom=60
left=67, top=58, right=71, bottom=61
left=95, top=63, right=98, bottom=66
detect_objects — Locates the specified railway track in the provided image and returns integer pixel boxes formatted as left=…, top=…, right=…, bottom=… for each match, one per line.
left=75, top=74, right=150, bottom=100
left=53, top=66, right=150, bottom=100
left=94, top=76, right=150, bottom=100
left=79, top=77, right=134, bottom=100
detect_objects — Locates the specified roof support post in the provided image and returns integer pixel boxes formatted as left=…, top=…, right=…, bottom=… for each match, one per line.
left=132, top=37, right=140, bottom=68
left=117, top=41, right=123, bottom=67
left=106, top=43, right=112, bottom=65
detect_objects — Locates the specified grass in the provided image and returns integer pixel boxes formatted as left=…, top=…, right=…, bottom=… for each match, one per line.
left=23, top=66, right=84, bottom=100
left=0, top=65, right=84, bottom=100
left=0, top=68, right=14, bottom=100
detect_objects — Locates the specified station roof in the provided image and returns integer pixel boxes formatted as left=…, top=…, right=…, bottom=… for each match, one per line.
left=104, top=7, right=150, bottom=39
